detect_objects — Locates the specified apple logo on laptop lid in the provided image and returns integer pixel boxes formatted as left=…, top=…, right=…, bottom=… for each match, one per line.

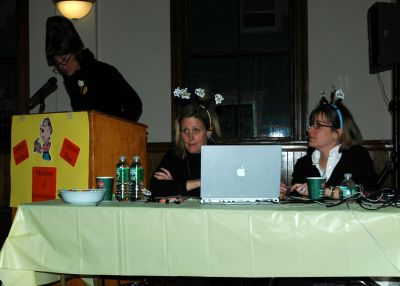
left=236, top=165, right=246, bottom=177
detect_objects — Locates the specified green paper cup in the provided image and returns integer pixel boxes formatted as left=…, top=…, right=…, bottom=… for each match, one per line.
left=96, top=176, right=114, bottom=201
left=307, top=177, right=326, bottom=201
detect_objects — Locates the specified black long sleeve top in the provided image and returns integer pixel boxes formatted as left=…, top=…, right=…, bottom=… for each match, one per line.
left=149, top=148, right=201, bottom=198
left=62, top=49, right=142, bottom=121
left=292, top=145, right=378, bottom=191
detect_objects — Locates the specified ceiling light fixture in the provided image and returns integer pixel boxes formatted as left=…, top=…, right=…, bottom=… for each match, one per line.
left=54, top=0, right=95, bottom=20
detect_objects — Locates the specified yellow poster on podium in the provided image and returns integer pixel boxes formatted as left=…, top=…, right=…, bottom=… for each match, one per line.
left=10, top=112, right=90, bottom=207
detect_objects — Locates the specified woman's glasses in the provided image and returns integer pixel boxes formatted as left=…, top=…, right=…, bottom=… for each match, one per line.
left=54, top=54, right=72, bottom=66
left=307, top=121, right=333, bottom=129
left=52, top=54, right=72, bottom=73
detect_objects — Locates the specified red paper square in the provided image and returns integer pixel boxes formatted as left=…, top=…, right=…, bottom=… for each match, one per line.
left=32, top=167, right=57, bottom=202
left=60, top=138, right=80, bottom=167
left=13, top=140, right=29, bottom=165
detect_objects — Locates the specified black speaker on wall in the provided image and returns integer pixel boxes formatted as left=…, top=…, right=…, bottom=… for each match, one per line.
left=368, top=2, right=400, bottom=74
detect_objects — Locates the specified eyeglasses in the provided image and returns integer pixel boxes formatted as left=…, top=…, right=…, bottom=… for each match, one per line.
left=181, top=127, right=204, bottom=136
left=54, top=54, right=72, bottom=66
left=307, top=122, right=333, bottom=129
left=52, top=54, right=72, bottom=74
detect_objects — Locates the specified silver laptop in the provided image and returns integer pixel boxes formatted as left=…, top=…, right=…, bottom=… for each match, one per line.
left=200, top=145, right=282, bottom=204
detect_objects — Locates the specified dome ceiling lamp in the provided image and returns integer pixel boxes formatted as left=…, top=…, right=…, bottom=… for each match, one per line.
left=54, top=0, right=95, bottom=20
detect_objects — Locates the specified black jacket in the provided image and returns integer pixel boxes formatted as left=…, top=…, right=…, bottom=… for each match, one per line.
left=150, top=147, right=201, bottom=198
left=292, top=145, right=378, bottom=191
left=63, top=49, right=142, bottom=121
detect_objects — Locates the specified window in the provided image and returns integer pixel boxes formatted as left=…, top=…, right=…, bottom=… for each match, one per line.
left=171, top=0, right=307, bottom=143
left=240, top=0, right=282, bottom=33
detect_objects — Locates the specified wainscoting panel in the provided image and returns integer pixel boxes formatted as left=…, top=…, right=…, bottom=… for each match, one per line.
left=146, top=140, right=392, bottom=189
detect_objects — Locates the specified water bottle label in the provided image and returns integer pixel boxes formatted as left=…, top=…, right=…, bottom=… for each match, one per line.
left=339, top=186, right=351, bottom=198
left=130, top=167, right=144, bottom=181
left=116, top=167, right=129, bottom=183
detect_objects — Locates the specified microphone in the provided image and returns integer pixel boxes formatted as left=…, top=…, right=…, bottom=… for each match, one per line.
left=29, top=77, right=58, bottom=110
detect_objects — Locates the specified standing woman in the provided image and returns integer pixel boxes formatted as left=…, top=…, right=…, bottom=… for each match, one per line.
left=45, top=16, right=142, bottom=121
left=150, top=88, right=223, bottom=198
left=281, top=90, right=378, bottom=199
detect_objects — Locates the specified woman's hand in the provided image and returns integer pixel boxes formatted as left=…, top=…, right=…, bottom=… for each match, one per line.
left=153, top=168, right=173, bottom=180
left=280, top=182, right=289, bottom=199
left=186, top=179, right=200, bottom=191
left=291, top=183, right=308, bottom=196
left=324, top=186, right=340, bottom=199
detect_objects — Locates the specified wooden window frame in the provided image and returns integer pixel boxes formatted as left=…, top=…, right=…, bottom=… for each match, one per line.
left=17, top=0, right=29, bottom=116
left=0, top=0, right=29, bottom=153
left=170, top=0, right=308, bottom=144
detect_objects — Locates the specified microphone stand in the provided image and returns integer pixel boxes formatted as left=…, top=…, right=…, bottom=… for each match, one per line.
left=28, top=77, right=58, bottom=113
left=39, top=100, right=46, bottom=114
left=377, top=63, right=400, bottom=191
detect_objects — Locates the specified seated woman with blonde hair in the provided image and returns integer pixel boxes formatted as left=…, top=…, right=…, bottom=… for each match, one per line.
left=150, top=88, right=223, bottom=198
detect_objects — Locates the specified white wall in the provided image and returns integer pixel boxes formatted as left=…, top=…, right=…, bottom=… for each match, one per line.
left=96, top=0, right=171, bottom=142
left=29, top=0, right=391, bottom=141
left=308, top=0, right=391, bottom=140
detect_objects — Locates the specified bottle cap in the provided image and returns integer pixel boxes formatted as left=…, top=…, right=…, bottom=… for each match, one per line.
left=119, top=155, right=126, bottom=161
left=133, top=155, right=141, bottom=162
left=344, top=173, right=352, bottom=179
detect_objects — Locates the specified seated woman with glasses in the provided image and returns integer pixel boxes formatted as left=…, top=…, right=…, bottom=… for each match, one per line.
left=45, top=16, right=142, bottom=121
left=280, top=89, right=378, bottom=199
left=149, top=88, right=223, bottom=199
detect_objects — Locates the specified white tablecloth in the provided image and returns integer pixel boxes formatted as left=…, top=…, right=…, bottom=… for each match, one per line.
left=1, top=199, right=400, bottom=286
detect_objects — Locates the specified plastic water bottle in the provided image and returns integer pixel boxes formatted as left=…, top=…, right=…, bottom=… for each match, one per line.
left=129, top=155, right=144, bottom=201
left=339, top=173, right=357, bottom=198
left=115, top=155, right=130, bottom=201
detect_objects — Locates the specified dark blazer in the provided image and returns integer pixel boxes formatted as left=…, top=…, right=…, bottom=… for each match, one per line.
left=63, top=49, right=142, bottom=121
left=292, top=145, right=378, bottom=191
left=149, top=148, right=201, bottom=198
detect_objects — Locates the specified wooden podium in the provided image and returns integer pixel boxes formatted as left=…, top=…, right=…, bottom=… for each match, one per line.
left=10, top=111, right=147, bottom=207
left=86, top=111, right=148, bottom=188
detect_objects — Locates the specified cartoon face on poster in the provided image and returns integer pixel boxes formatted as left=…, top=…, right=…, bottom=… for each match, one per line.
left=33, top=117, right=53, bottom=161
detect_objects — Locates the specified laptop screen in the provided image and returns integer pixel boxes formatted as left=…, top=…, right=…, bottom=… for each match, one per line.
left=200, top=145, right=282, bottom=204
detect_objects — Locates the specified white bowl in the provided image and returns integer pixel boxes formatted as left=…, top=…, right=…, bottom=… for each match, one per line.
left=59, top=189, right=106, bottom=204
